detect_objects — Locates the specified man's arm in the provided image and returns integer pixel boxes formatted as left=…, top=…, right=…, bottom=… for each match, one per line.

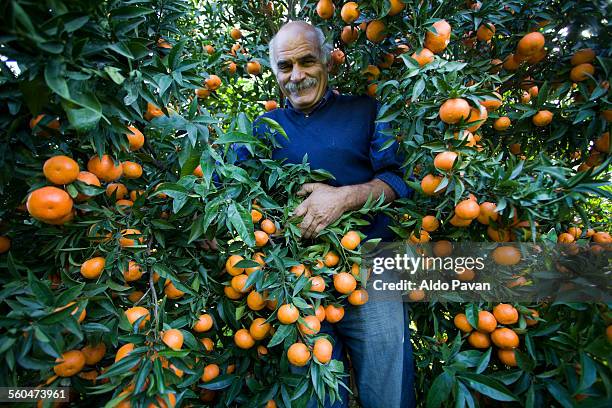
left=293, top=180, right=397, bottom=238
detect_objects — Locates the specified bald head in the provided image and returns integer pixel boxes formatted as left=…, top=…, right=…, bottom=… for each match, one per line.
left=268, top=21, right=332, bottom=113
left=269, top=21, right=331, bottom=76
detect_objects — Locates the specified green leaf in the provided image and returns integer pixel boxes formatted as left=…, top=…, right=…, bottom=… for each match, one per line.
left=458, top=373, right=517, bottom=402
left=426, top=370, right=454, bottom=408
left=44, top=60, right=71, bottom=99
left=226, top=202, right=255, bottom=247
left=267, top=324, right=294, bottom=347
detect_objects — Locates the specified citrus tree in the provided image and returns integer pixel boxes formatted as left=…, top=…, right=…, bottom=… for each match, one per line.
left=0, top=1, right=611, bottom=408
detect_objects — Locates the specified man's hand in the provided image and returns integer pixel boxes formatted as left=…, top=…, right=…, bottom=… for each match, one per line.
left=292, top=183, right=348, bottom=239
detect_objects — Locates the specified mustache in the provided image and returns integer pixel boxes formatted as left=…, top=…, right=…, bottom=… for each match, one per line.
left=285, top=77, right=318, bottom=93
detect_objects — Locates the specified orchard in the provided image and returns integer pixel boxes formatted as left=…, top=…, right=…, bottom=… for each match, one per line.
left=0, top=0, right=611, bottom=407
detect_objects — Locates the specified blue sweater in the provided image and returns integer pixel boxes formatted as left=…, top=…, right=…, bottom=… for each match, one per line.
left=242, top=89, right=411, bottom=241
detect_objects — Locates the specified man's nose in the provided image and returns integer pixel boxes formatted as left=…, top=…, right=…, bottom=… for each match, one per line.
left=290, top=65, right=306, bottom=82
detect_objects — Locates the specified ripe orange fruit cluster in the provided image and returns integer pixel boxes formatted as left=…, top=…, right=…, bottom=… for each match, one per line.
left=455, top=304, right=539, bottom=366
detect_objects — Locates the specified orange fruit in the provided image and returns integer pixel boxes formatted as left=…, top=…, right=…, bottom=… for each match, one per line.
left=161, top=329, right=183, bottom=350
left=230, top=274, right=250, bottom=293
left=0, top=236, right=11, bottom=254
left=570, top=63, right=595, bottom=82
left=516, top=32, right=545, bottom=57
left=230, top=28, right=242, bottom=40
left=81, top=343, right=106, bottom=365
left=316, top=0, right=335, bottom=19
left=491, top=328, right=520, bottom=349
left=261, top=219, right=276, bottom=234
left=201, top=363, right=220, bottom=382
left=264, top=100, right=278, bottom=111
left=278, top=304, right=299, bottom=324
left=130, top=190, right=144, bottom=202
left=592, top=232, right=612, bottom=243
left=254, top=230, right=269, bottom=247
left=126, top=126, right=145, bottom=151
left=450, top=215, right=472, bottom=227
left=476, top=23, right=495, bottom=41
left=205, top=74, right=221, bottom=91
left=309, top=276, right=326, bottom=292
left=477, top=202, right=498, bottom=225
left=366, top=20, right=386, bottom=43
left=290, top=264, right=310, bottom=278
left=325, top=305, right=345, bottom=323
left=315, top=305, right=326, bottom=321
left=487, top=226, right=511, bottom=242
left=509, top=143, right=521, bottom=155
left=532, top=110, right=553, bottom=126
left=125, top=306, right=150, bottom=329
left=477, top=310, right=497, bottom=333
left=421, top=215, right=439, bottom=232
left=119, top=228, right=142, bottom=247
left=529, top=85, right=539, bottom=98
left=557, top=232, right=575, bottom=243
left=455, top=198, right=480, bottom=220
left=251, top=208, right=263, bottom=223
left=27, top=186, right=73, bottom=223
left=195, top=88, right=210, bottom=99
left=366, top=83, right=378, bottom=98
left=43, top=155, right=79, bottom=185
left=298, top=315, right=321, bottom=335
left=492, top=246, right=521, bottom=265
left=250, top=317, right=271, bottom=340
left=425, top=20, right=451, bottom=53
left=468, top=331, right=491, bottom=349
left=340, top=230, right=361, bottom=250
left=525, top=309, right=539, bottom=326
left=340, top=2, right=359, bottom=23
left=454, top=313, right=473, bottom=333
left=341, top=26, right=359, bottom=44
left=226, top=255, right=245, bottom=276
left=80, top=257, right=105, bottom=279
left=201, top=337, right=214, bottom=352
left=348, top=289, right=369, bottom=305
left=122, top=162, right=142, bottom=179
left=287, top=343, right=311, bottom=366
left=54, top=350, right=86, bottom=377
left=433, top=240, right=453, bottom=257
left=128, top=290, right=144, bottom=303
left=594, top=132, right=610, bottom=153
left=421, top=174, right=444, bottom=195
left=194, top=314, right=214, bottom=332
left=115, top=343, right=135, bottom=362
left=434, top=151, right=458, bottom=171
left=116, top=199, right=133, bottom=208
left=106, top=183, right=128, bottom=200
left=30, top=114, right=60, bottom=136
left=234, top=328, right=255, bottom=349
left=480, top=93, right=502, bottom=111
left=493, top=304, right=519, bottom=325
left=409, top=230, right=431, bottom=243
left=503, top=53, right=521, bottom=71
left=224, top=286, right=242, bottom=300
left=226, top=61, right=237, bottom=74
left=377, top=52, right=395, bottom=69
left=323, top=251, right=340, bottom=267
left=333, top=272, right=357, bottom=294
left=87, top=155, right=123, bottom=182
left=498, top=349, right=517, bottom=366
left=204, top=44, right=215, bottom=54
left=411, top=48, right=434, bottom=67
left=157, top=38, right=172, bottom=49
left=571, top=48, right=595, bottom=65
left=123, top=261, right=143, bottom=282
left=466, top=105, right=488, bottom=132
left=493, top=116, right=511, bottom=131
left=149, top=393, right=176, bottom=408
left=247, top=252, right=266, bottom=274
left=164, top=281, right=185, bottom=299
left=388, top=0, right=405, bottom=15
left=246, top=60, right=261, bottom=75
left=247, top=291, right=266, bottom=311
left=606, top=325, right=612, bottom=342
left=439, top=98, right=470, bottom=124
left=313, top=338, right=333, bottom=364
left=75, top=171, right=101, bottom=201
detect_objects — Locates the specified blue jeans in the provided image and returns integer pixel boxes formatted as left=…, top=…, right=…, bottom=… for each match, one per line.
left=305, top=289, right=416, bottom=408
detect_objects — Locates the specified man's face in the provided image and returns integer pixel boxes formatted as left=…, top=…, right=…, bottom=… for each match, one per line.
left=273, top=27, right=328, bottom=112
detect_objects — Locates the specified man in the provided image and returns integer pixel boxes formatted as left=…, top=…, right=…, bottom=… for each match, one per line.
left=252, top=21, right=415, bottom=408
